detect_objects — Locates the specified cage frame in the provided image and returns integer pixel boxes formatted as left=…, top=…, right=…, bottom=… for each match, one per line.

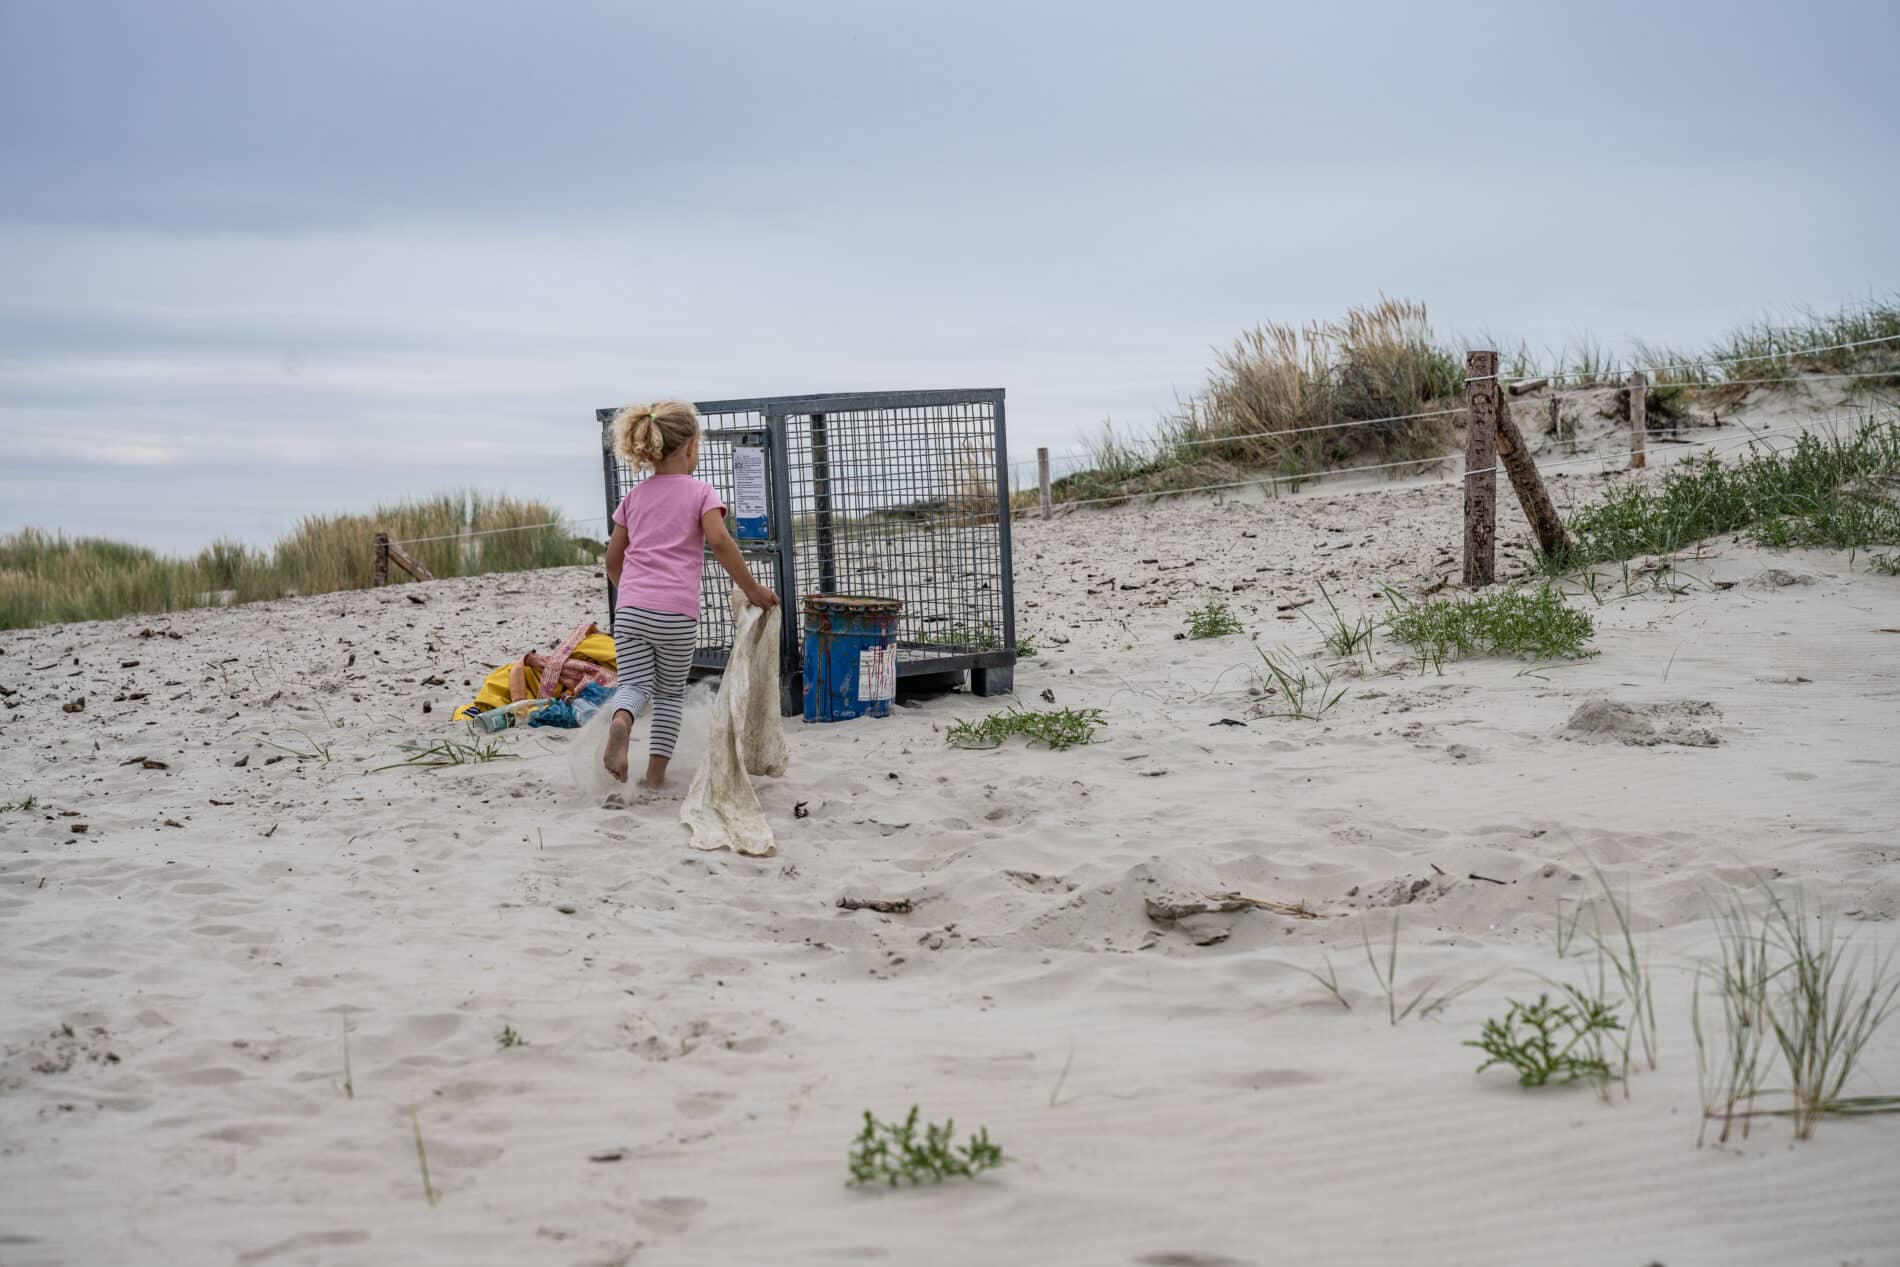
left=597, top=388, right=1017, bottom=715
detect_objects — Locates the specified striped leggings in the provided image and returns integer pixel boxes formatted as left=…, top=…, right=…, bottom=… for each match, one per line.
left=608, top=606, right=698, bottom=759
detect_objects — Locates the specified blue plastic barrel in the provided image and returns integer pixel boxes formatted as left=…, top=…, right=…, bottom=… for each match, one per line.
left=802, top=595, right=903, bottom=722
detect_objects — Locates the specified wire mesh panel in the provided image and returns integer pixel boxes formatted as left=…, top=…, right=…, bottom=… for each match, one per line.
left=599, top=390, right=1014, bottom=709
left=780, top=399, right=1008, bottom=665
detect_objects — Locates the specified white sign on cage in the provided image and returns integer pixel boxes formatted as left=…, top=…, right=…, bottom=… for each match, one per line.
left=732, top=441, right=769, bottom=541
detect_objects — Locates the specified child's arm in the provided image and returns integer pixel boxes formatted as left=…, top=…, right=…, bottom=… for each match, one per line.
left=702, top=510, right=779, bottom=609
left=605, top=523, right=629, bottom=582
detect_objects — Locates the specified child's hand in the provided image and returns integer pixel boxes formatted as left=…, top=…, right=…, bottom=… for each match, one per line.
left=746, top=584, right=780, bottom=610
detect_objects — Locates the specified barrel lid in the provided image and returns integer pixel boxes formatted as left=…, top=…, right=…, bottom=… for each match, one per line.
left=803, top=594, right=903, bottom=615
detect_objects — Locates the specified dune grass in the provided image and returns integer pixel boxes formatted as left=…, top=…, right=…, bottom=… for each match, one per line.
left=1385, top=584, right=1596, bottom=667
left=0, top=492, right=585, bottom=630
left=1693, top=887, right=1900, bottom=1144
left=1042, top=299, right=1465, bottom=506
left=1027, top=296, right=1900, bottom=511
left=1540, top=416, right=1900, bottom=573
left=945, top=705, right=1104, bottom=751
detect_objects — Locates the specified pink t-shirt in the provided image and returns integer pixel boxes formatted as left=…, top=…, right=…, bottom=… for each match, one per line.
left=612, top=476, right=727, bottom=618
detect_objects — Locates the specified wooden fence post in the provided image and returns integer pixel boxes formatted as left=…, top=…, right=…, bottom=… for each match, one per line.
left=1496, top=394, right=1571, bottom=560
left=1549, top=395, right=1564, bottom=444
left=1629, top=371, right=1647, bottom=469
left=1463, top=350, right=1499, bottom=588
left=373, top=532, right=390, bottom=587
left=386, top=539, right=434, bottom=583
left=1037, top=447, right=1052, bottom=521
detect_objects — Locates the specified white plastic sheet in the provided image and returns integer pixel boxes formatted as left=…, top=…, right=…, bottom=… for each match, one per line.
left=680, top=592, right=787, bottom=856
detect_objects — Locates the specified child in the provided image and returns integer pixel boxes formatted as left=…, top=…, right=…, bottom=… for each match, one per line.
left=602, top=400, right=779, bottom=787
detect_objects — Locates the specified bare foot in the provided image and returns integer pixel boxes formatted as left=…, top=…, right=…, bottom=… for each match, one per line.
left=643, top=755, right=670, bottom=789
left=603, top=712, right=634, bottom=782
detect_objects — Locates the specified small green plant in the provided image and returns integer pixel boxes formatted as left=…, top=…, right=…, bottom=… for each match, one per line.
left=411, top=1107, right=438, bottom=1206
left=1386, top=584, right=1596, bottom=665
left=1361, top=914, right=1478, bottom=1025
left=1551, top=898, right=1585, bottom=959
left=945, top=705, right=1104, bottom=751
left=1693, top=893, right=1779, bottom=1146
left=1186, top=601, right=1244, bottom=640
left=1306, top=582, right=1380, bottom=662
left=263, top=731, right=333, bottom=764
left=1869, top=552, right=1900, bottom=576
left=1015, top=636, right=1038, bottom=658
left=1583, top=861, right=1658, bottom=1088
left=1760, top=891, right=1899, bottom=1140
left=1289, top=956, right=1351, bottom=1011
left=340, top=1017, right=354, bottom=1099
left=1467, top=993, right=1623, bottom=1087
left=497, top=1024, right=527, bottom=1049
left=0, top=796, right=36, bottom=813
left=369, top=737, right=518, bottom=772
left=1256, top=646, right=1346, bottom=720
left=1692, top=887, right=1900, bottom=1143
left=847, top=1107, right=1006, bottom=1186
left=919, top=626, right=1001, bottom=651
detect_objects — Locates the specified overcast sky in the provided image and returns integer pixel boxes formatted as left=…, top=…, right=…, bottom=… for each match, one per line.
left=3, top=0, right=1896, bottom=552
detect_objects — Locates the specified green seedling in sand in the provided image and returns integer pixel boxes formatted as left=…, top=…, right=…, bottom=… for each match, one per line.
left=369, top=737, right=517, bottom=772
left=1015, top=635, right=1038, bottom=658
left=1186, top=601, right=1244, bottom=640
left=1362, top=913, right=1480, bottom=1024
left=1582, top=861, right=1658, bottom=1090
left=945, top=706, right=1104, bottom=752
left=411, top=1107, right=438, bottom=1206
left=1255, top=646, right=1346, bottom=720
left=262, top=731, right=333, bottom=764
left=1385, top=584, right=1595, bottom=667
left=1693, top=888, right=1900, bottom=1143
left=847, top=1107, right=1006, bottom=1187
left=1290, top=956, right=1352, bottom=1011
left=1303, top=581, right=1380, bottom=663
left=340, top=1018, right=353, bottom=1099
left=0, top=796, right=36, bottom=813
left=497, top=1025, right=527, bottom=1049
left=1870, top=552, right=1900, bottom=576
left=1551, top=898, right=1586, bottom=959
left=1468, top=993, right=1623, bottom=1087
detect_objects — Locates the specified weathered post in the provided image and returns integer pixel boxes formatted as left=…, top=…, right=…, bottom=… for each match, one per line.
left=386, top=539, right=434, bottom=583
left=1037, top=447, right=1052, bottom=521
left=1548, top=395, right=1564, bottom=444
left=1629, top=371, right=1647, bottom=469
left=1463, top=351, right=1499, bottom=588
left=373, top=532, right=390, bottom=587
left=1497, top=394, right=1571, bottom=560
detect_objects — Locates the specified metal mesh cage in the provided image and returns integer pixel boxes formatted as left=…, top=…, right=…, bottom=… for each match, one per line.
left=598, top=390, right=1015, bottom=711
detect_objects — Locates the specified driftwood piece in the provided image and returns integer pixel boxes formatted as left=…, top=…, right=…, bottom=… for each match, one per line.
left=1144, top=892, right=1323, bottom=922
left=837, top=895, right=912, bottom=915
left=1507, top=377, right=1550, bottom=396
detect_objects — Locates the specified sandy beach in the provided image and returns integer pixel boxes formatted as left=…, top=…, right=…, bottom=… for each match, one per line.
left=4, top=389, right=1899, bottom=1266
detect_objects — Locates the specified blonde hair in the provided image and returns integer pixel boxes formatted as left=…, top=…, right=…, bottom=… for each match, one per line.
left=612, top=400, right=700, bottom=471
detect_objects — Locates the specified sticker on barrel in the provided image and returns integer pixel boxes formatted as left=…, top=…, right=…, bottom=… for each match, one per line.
left=858, top=647, right=895, bottom=702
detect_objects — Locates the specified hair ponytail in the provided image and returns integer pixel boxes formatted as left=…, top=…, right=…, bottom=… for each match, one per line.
left=612, top=400, right=700, bottom=472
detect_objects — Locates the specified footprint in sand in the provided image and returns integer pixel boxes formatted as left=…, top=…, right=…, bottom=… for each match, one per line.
left=636, top=1196, right=706, bottom=1237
